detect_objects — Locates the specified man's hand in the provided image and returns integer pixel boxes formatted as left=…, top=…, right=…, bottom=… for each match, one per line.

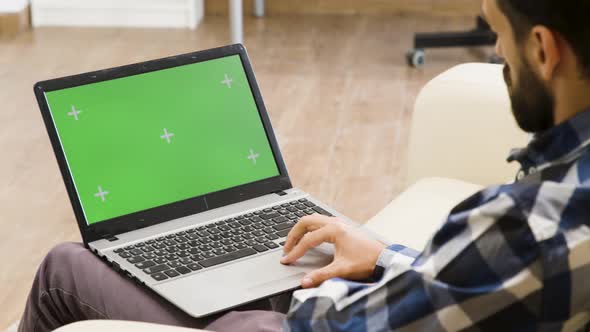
left=280, top=214, right=386, bottom=288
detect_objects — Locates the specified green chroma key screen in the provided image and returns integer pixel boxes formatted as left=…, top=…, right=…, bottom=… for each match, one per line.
left=45, top=55, right=280, bottom=225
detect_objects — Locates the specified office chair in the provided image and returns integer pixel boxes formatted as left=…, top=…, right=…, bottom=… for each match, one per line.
left=407, top=16, right=499, bottom=67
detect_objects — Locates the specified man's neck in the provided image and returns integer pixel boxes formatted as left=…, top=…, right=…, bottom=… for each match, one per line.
left=553, top=78, right=590, bottom=125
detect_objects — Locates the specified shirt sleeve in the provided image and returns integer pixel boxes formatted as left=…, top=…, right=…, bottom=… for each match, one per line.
left=284, top=187, right=542, bottom=332
left=371, top=244, right=420, bottom=281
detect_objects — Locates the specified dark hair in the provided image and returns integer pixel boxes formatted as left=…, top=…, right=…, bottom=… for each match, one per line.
left=497, top=0, right=590, bottom=78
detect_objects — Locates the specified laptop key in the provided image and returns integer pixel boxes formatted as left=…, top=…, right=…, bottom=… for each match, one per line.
left=313, top=206, right=333, bottom=216
left=179, top=257, right=192, bottom=265
left=164, top=269, right=180, bottom=278
left=176, top=266, right=191, bottom=275
left=235, top=243, right=248, bottom=250
left=165, top=254, right=179, bottom=261
left=144, top=264, right=169, bottom=274
left=135, top=260, right=156, bottom=269
left=143, top=253, right=157, bottom=260
left=127, top=256, right=145, bottom=264
left=168, top=261, right=182, bottom=268
left=142, top=245, right=155, bottom=252
left=151, top=272, right=168, bottom=281
left=177, top=251, right=190, bottom=258
left=213, top=248, right=226, bottom=256
left=114, top=248, right=124, bottom=253
left=191, top=255, right=204, bottom=261
left=154, top=257, right=167, bottom=265
left=199, top=248, right=257, bottom=268
left=264, top=242, right=279, bottom=249
left=253, top=245, right=268, bottom=252
left=273, top=216, right=288, bottom=224
left=130, top=249, right=143, bottom=256
left=224, top=245, right=237, bottom=252
left=154, top=250, right=167, bottom=256
left=273, top=222, right=295, bottom=231
left=118, top=252, right=132, bottom=258
left=163, top=240, right=177, bottom=246
left=187, top=263, right=202, bottom=271
left=261, top=212, right=280, bottom=220
left=276, top=228, right=292, bottom=238
left=266, top=234, right=279, bottom=240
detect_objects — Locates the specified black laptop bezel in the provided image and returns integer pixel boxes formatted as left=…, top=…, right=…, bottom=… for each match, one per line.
left=34, top=44, right=293, bottom=245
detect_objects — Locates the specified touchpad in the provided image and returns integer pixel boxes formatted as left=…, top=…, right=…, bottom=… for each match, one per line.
left=247, top=272, right=305, bottom=296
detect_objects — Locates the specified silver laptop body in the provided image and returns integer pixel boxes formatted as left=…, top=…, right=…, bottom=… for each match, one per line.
left=34, top=44, right=354, bottom=318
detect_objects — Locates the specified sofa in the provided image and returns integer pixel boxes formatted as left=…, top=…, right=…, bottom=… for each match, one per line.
left=46, top=63, right=528, bottom=332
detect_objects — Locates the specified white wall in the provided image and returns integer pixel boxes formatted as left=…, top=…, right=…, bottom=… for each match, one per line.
left=31, top=0, right=203, bottom=29
left=0, top=0, right=29, bottom=13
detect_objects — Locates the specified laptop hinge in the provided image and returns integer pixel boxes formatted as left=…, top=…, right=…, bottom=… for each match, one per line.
left=274, top=190, right=287, bottom=196
left=103, top=234, right=119, bottom=242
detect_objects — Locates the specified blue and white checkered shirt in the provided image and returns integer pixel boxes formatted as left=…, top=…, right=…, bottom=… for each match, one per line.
left=285, top=110, right=590, bottom=331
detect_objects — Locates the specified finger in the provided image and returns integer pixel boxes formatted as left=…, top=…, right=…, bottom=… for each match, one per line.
left=301, top=263, right=340, bottom=288
left=283, top=214, right=333, bottom=254
left=281, top=225, right=335, bottom=264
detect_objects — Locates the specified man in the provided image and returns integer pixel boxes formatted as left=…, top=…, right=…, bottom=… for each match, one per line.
left=18, top=0, right=590, bottom=330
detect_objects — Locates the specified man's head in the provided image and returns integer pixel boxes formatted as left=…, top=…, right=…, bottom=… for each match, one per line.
left=483, top=0, right=590, bottom=133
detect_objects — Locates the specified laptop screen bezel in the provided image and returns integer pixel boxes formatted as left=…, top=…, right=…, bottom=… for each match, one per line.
left=34, top=44, right=292, bottom=245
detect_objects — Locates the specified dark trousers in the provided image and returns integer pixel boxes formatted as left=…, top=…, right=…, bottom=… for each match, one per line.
left=18, top=243, right=286, bottom=332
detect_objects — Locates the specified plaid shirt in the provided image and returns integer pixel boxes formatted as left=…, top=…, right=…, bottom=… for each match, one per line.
left=285, top=110, right=590, bottom=332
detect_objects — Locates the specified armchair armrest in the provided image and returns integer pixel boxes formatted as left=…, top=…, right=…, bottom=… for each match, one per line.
left=364, top=177, right=482, bottom=250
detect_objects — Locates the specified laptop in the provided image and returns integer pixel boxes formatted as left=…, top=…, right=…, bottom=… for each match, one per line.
left=33, top=44, right=356, bottom=318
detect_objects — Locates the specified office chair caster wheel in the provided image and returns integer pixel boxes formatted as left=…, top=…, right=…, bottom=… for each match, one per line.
left=407, top=49, right=425, bottom=68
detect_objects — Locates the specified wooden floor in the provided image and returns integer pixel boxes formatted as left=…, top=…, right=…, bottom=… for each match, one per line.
left=0, top=14, right=493, bottom=328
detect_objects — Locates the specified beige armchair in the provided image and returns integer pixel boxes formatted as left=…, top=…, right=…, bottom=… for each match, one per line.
left=53, top=63, right=528, bottom=332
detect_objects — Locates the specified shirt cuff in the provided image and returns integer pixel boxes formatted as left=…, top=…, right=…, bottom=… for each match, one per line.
left=372, top=244, right=420, bottom=281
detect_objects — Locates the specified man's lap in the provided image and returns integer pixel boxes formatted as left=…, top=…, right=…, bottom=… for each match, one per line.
left=21, top=242, right=285, bottom=332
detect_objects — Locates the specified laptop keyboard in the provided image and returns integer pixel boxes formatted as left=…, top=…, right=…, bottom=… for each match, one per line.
left=112, top=198, right=332, bottom=282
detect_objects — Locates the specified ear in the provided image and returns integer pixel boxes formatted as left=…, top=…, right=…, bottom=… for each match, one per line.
left=529, top=26, right=561, bottom=81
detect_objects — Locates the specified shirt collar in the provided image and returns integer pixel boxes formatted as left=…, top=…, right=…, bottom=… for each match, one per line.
left=507, top=108, right=590, bottom=170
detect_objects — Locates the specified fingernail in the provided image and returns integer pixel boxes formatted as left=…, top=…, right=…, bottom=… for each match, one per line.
left=302, top=277, right=313, bottom=287
left=280, top=256, right=287, bottom=264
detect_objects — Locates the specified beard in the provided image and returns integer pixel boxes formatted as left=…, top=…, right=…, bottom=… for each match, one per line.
left=503, top=61, right=555, bottom=133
